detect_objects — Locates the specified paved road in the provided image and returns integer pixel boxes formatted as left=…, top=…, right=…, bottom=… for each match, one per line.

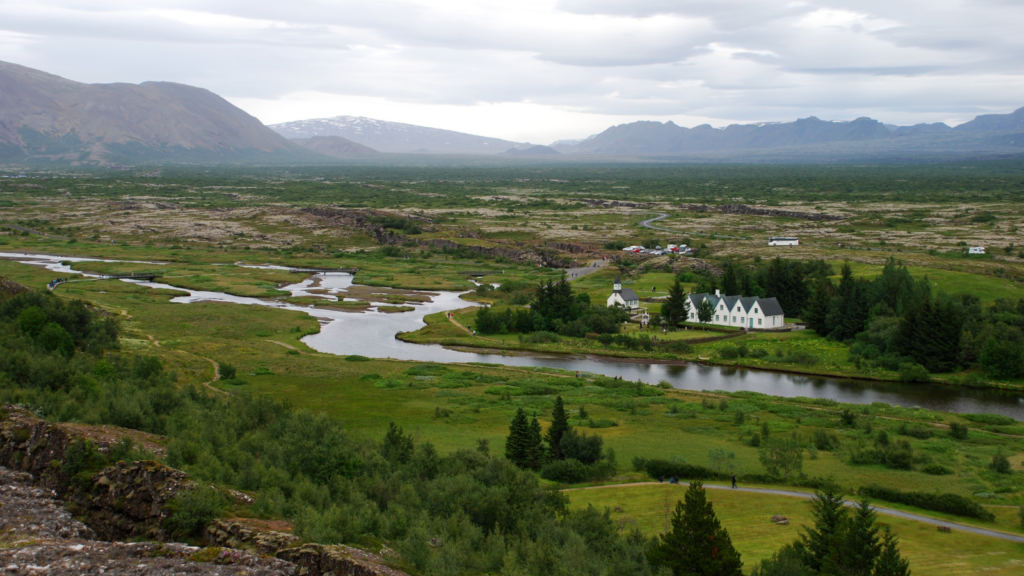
left=638, top=212, right=747, bottom=241
left=568, top=482, right=1024, bottom=544
left=564, top=258, right=608, bottom=280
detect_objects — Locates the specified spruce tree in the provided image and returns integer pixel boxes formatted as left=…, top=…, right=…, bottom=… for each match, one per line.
left=650, top=481, right=743, bottom=576
left=546, top=396, right=571, bottom=460
left=722, top=263, right=739, bottom=296
left=526, top=417, right=544, bottom=470
left=872, top=528, right=910, bottom=576
left=823, top=500, right=881, bottom=576
left=804, top=276, right=832, bottom=335
left=661, top=279, right=691, bottom=326
left=797, top=481, right=847, bottom=572
left=505, top=408, right=530, bottom=468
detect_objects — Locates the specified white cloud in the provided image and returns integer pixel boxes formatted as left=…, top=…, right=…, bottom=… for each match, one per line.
left=0, top=0, right=1021, bottom=141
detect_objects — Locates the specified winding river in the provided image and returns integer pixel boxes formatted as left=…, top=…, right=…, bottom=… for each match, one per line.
left=5, top=252, right=1024, bottom=420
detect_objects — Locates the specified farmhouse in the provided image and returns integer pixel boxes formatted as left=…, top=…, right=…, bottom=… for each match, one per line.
left=687, top=290, right=785, bottom=329
left=606, top=274, right=640, bottom=310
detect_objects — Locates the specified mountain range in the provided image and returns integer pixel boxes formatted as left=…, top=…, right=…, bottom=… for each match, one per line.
left=0, top=60, right=322, bottom=165
left=0, top=59, right=1021, bottom=165
left=268, top=116, right=520, bottom=155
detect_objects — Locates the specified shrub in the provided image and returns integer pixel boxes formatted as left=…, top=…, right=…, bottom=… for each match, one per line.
left=990, top=449, right=1012, bottom=474
left=922, top=464, right=953, bottom=476
left=949, top=422, right=969, bottom=440
left=898, top=362, right=930, bottom=383
left=345, top=355, right=370, bottom=362
left=748, top=432, right=762, bottom=447
left=747, top=348, right=768, bottom=359
left=219, top=363, right=237, bottom=380
left=813, top=429, right=840, bottom=451
left=897, top=422, right=934, bottom=439
left=521, top=331, right=560, bottom=344
left=858, top=485, right=995, bottom=521
left=718, top=345, right=739, bottom=359
left=164, top=485, right=228, bottom=537
left=540, top=459, right=589, bottom=483
left=641, top=459, right=723, bottom=481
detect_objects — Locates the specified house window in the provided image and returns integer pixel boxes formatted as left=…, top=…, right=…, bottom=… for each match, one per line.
left=753, top=308, right=758, bottom=313
left=715, top=315, right=719, bottom=321
left=690, top=312, right=694, bottom=319
left=732, top=316, right=736, bottom=322
left=741, top=317, right=745, bottom=324
left=758, top=319, right=762, bottom=325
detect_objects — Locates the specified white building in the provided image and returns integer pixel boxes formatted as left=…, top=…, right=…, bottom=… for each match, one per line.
left=686, top=290, right=785, bottom=329
left=768, top=237, right=799, bottom=246
left=606, top=274, right=640, bottom=310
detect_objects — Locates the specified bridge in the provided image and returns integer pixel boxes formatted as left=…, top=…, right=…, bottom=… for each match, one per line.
left=287, top=267, right=359, bottom=275
left=101, top=272, right=163, bottom=282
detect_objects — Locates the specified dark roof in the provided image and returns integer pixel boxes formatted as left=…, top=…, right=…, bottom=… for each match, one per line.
left=739, top=297, right=760, bottom=312
left=757, top=297, right=784, bottom=316
left=722, top=296, right=740, bottom=311
left=621, top=288, right=639, bottom=301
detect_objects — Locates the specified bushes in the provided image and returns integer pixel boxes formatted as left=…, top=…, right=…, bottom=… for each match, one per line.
left=164, top=485, right=228, bottom=537
left=922, top=464, right=953, bottom=476
left=812, top=429, right=840, bottom=451
left=898, top=362, right=930, bottom=383
left=961, top=413, right=1015, bottom=426
left=949, top=422, right=969, bottom=440
left=640, top=458, right=724, bottom=481
left=897, top=422, right=934, bottom=439
left=858, top=485, right=995, bottom=521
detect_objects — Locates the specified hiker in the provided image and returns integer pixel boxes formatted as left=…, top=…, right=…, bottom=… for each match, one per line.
left=731, top=474, right=737, bottom=489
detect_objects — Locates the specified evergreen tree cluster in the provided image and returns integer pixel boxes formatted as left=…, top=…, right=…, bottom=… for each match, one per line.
left=752, top=482, right=910, bottom=576
left=505, top=396, right=613, bottom=483
left=475, top=276, right=628, bottom=337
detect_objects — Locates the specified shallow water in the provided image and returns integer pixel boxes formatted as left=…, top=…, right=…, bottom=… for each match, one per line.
left=5, top=252, right=1023, bottom=419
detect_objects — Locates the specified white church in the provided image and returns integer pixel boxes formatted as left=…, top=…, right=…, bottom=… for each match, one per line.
left=687, top=290, right=785, bottom=329
left=606, top=274, right=640, bottom=310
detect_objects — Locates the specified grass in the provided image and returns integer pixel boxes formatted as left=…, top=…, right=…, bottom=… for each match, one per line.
left=567, top=483, right=1024, bottom=575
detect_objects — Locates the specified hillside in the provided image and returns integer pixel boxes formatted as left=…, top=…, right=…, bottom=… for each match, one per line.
left=269, top=115, right=521, bottom=155
left=290, top=135, right=380, bottom=158
left=0, top=60, right=326, bottom=165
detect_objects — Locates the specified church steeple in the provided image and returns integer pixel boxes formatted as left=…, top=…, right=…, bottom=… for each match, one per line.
left=613, top=273, right=621, bottom=292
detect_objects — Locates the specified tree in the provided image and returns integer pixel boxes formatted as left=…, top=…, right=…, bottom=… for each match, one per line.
left=804, top=276, right=833, bottom=334
left=990, top=448, right=1012, bottom=474
left=722, top=262, right=739, bottom=296
left=382, top=422, right=415, bottom=465
left=560, top=428, right=604, bottom=465
left=505, top=408, right=530, bottom=468
left=824, top=500, right=881, bottom=576
left=758, top=438, right=803, bottom=479
left=526, top=417, right=544, bottom=470
left=872, top=528, right=910, bottom=576
left=798, top=481, right=848, bottom=573
left=650, top=481, right=743, bottom=576
left=697, top=299, right=715, bottom=331
left=662, top=279, right=691, bottom=327
left=546, top=395, right=571, bottom=460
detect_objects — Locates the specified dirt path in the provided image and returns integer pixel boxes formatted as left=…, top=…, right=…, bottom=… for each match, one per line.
left=639, top=212, right=746, bottom=241
left=565, top=482, right=1024, bottom=544
left=267, top=340, right=308, bottom=354
left=565, top=259, right=608, bottom=280
left=446, top=312, right=504, bottom=343
left=199, top=357, right=228, bottom=395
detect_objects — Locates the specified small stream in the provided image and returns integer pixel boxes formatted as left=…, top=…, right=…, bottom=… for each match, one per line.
left=4, top=252, right=1024, bottom=420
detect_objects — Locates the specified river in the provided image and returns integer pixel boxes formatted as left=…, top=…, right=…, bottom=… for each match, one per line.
left=4, top=252, right=1024, bottom=420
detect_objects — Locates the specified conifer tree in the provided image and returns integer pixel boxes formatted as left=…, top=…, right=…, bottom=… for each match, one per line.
left=526, top=417, right=544, bottom=470
left=823, top=500, right=881, bottom=576
left=797, top=481, right=847, bottom=573
left=505, top=408, right=530, bottom=468
left=661, top=279, right=691, bottom=326
left=722, top=263, right=739, bottom=296
left=872, top=528, right=910, bottom=576
left=650, top=481, right=743, bottom=576
left=804, top=276, right=832, bottom=335
left=546, top=396, right=570, bottom=460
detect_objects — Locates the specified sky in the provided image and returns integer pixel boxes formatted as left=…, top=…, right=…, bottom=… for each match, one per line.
left=1, top=0, right=1022, bottom=143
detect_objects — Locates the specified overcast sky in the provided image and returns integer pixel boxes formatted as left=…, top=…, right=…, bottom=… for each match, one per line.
left=2, top=0, right=1022, bottom=143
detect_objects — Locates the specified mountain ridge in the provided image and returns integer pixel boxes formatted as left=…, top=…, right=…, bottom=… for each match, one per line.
left=269, top=116, right=521, bottom=155
left=0, top=60, right=326, bottom=165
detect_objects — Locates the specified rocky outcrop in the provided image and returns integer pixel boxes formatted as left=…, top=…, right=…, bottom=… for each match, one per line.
left=680, top=203, right=844, bottom=221
left=0, top=276, right=29, bottom=298
left=546, top=242, right=591, bottom=254
left=277, top=544, right=408, bottom=576
left=205, top=518, right=301, bottom=555
left=0, top=405, right=188, bottom=541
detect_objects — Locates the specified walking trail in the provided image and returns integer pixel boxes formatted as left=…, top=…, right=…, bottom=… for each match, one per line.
left=566, top=481, right=1024, bottom=544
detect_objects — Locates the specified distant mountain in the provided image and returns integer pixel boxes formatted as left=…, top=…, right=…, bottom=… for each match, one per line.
left=268, top=116, right=521, bottom=155
left=0, top=60, right=323, bottom=165
left=501, top=144, right=560, bottom=156
left=550, top=109, right=1024, bottom=160
left=291, top=136, right=379, bottom=158
left=954, top=107, right=1024, bottom=132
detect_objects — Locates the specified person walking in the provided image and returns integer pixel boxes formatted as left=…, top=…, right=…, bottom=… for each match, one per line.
left=731, top=474, right=737, bottom=489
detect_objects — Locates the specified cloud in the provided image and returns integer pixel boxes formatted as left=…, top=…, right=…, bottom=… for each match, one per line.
left=0, top=0, right=1020, bottom=142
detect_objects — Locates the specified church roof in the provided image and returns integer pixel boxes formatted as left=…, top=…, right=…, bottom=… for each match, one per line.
left=620, top=288, right=639, bottom=301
